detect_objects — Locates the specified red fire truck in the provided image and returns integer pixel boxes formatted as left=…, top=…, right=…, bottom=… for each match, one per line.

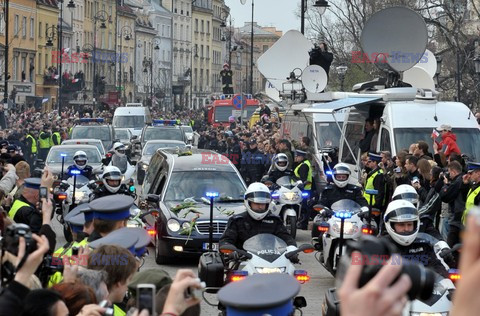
left=207, top=94, right=260, bottom=127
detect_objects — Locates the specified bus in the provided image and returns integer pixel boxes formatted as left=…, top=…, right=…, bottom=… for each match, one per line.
left=208, top=94, right=260, bottom=127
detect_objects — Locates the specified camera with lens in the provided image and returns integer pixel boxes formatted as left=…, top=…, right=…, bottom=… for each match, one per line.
left=337, top=235, right=435, bottom=301
left=2, top=223, right=37, bottom=256
left=99, top=300, right=114, bottom=316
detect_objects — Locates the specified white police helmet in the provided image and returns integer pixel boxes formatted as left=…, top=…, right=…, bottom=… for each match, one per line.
left=101, top=166, right=123, bottom=193
left=392, top=184, right=419, bottom=206
left=333, top=163, right=351, bottom=188
left=73, top=150, right=88, bottom=170
left=274, top=153, right=289, bottom=172
left=113, top=142, right=126, bottom=157
left=244, top=182, right=271, bottom=221
left=384, top=200, right=420, bottom=246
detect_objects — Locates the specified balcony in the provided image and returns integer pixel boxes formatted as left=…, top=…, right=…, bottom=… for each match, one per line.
left=43, top=76, right=58, bottom=86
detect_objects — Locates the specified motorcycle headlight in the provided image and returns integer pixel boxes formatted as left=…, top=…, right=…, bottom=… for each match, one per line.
left=142, top=163, right=149, bottom=170
left=255, top=267, right=286, bottom=274
left=331, top=221, right=359, bottom=235
left=130, top=206, right=141, bottom=217
left=74, top=192, right=85, bottom=200
left=167, top=219, right=180, bottom=232
left=282, top=192, right=299, bottom=201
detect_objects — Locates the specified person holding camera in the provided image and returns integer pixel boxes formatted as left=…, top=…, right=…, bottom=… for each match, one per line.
left=439, top=161, right=467, bottom=248
left=383, top=199, right=449, bottom=278
left=309, top=42, right=333, bottom=78
left=8, top=169, right=54, bottom=235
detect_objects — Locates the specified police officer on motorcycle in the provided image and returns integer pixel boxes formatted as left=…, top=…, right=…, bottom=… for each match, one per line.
left=263, top=153, right=294, bottom=185
left=89, top=166, right=133, bottom=201
left=220, top=182, right=297, bottom=250
left=319, top=163, right=368, bottom=210
left=63, top=150, right=95, bottom=180
left=383, top=199, right=449, bottom=278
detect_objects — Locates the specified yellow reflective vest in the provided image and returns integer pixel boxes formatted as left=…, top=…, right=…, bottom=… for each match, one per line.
left=462, top=185, right=480, bottom=225
left=113, top=304, right=126, bottom=316
left=51, top=132, right=61, bottom=146
left=38, top=132, right=51, bottom=149
left=48, top=238, right=89, bottom=287
left=26, top=134, right=37, bottom=154
left=294, top=160, right=312, bottom=190
left=363, top=169, right=384, bottom=206
left=8, top=199, right=30, bottom=219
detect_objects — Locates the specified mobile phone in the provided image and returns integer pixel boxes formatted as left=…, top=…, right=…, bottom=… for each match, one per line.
left=39, top=187, right=48, bottom=200
left=136, top=284, right=156, bottom=315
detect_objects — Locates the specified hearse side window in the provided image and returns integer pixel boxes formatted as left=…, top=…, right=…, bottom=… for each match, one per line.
left=144, top=154, right=164, bottom=194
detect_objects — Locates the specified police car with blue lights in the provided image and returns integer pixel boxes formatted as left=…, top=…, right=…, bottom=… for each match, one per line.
left=140, top=147, right=247, bottom=264
left=70, top=118, right=117, bottom=151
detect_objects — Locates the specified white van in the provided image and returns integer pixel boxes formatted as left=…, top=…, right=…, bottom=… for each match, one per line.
left=112, top=106, right=152, bottom=137
left=303, top=88, right=480, bottom=182
left=282, top=100, right=347, bottom=191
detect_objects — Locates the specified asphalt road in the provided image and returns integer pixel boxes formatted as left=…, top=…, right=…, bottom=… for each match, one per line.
left=52, top=219, right=335, bottom=315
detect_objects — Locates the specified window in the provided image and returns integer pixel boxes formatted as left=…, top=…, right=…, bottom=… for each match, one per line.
left=195, top=19, right=198, bottom=32
left=200, top=45, right=203, bottom=57
left=38, top=53, right=41, bottom=74
left=45, top=54, right=47, bottom=69
left=206, top=69, right=209, bottom=86
left=0, top=17, right=4, bottom=35
left=30, top=18, right=34, bottom=38
left=380, top=128, right=391, bottom=153
left=22, top=16, right=26, bottom=37
left=14, top=15, right=19, bottom=35
left=180, top=25, right=183, bottom=41
left=161, top=24, right=165, bottom=36
left=13, top=55, right=18, bottom=81
left=167, top=26, right=170, bottom=37
left=206, top=45, right=209, bottom=59
left=201, top=20, right=204, bottom=33
left=207, top=21, right=210, bottom=33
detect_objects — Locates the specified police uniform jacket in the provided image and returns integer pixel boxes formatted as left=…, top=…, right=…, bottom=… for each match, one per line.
left=266, top=169, right=294, bottom=184
left=89, top=184, right=133, bottom=201
left=320, top=184, right=368, bottom=209
left=63, top=165, right=95, bottom=181
left=383, top=235, right=449, bottom=278
left=240, top=148, right=267, bottom=183
left=365, top=167, right=386, bottom=209
left=219, top=212, right=296, bottom=250
left=11, top=195, right=43, bottom=233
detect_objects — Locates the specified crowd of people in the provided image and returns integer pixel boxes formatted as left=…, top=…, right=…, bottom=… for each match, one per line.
left=1, top=102, right=480, bottom=315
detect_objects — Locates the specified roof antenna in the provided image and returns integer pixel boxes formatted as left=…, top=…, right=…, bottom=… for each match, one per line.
left=468, top=110, right=472, bottom=120
left=434, top=102, right=438, bottom=121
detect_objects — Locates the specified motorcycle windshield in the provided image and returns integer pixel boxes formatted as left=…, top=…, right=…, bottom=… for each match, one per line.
left=331, top=199, right=362, bottom=214
left=243, top=233, right=287, bottom=263
left=67, top=175, right=90, bottom=189
left=416, top=272, right=448, bottom=307
left=276, top=176, right=294, bottom=189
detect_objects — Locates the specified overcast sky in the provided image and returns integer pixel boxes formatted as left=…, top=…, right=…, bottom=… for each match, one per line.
left=224, top=0, right=300, bottom=33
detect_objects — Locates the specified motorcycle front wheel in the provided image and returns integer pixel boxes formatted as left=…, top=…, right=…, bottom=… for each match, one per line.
left=286, top=215, right=297, bottom=239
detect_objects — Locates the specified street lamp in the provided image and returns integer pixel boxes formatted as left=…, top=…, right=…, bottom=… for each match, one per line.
left=435, top=55, right=443, bottom=90
left=92, top=10, right=109, bottom=112
left=142, top=38, right=160, bottom=108
left=336, top=65, right=347, bottom=91
left=118, top=25, right=132, bottom=104
left=221, top=11, right=233, bottom=69
left=46, top=0, right=75, bottom=115
left=189, top=45, right=199, bottom=109
left=301, top=0, right=329, bottom=34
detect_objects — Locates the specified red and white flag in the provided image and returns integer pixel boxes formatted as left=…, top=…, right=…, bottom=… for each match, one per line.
left=431, top=129, right=440, bottom=138
left=54, top=75, right=60, bottom=79
left=72, top=78, right=79, bottom=83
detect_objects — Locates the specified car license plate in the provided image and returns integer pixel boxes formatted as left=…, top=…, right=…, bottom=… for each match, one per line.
left=203, top=242, right=219, bottom=251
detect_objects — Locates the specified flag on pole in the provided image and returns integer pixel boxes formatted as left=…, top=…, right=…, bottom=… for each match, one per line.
left=72, top=78, right=79, bottom=83
left=431, top=129, right=440, bottom=139
left=54, top=75, right=60, bottom=79
left=42, top=98, right=49, bottom=104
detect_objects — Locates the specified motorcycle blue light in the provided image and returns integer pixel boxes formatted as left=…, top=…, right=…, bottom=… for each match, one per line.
left=301, top=192, right=309, bottom=198
left=271, top=193, right=280, bottom=199
left=365, top=189, right=378, bottom=195
left=70, top=169, right=81, bottom=175
left=325, top=170, right=333, bottom=175
left=334, top=211, right=352, bottom=219
left=60, top=153, right=67, bottom=157
left=206, top=192, right=219, bottom=198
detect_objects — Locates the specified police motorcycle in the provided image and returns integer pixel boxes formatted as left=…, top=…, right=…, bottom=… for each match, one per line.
left=201, top=234, right=313, bottom=315
left=104, top=142, right=136, bottom=185
left=321, top=235, right=456, bottom=316
left=312, top=199, right=376, bottom=276
left=263, top=176, right=308, bottom=239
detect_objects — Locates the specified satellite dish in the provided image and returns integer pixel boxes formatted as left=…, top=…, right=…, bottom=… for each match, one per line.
left=240, top=0, right=246, bottom=4
left=257, top=30, right=313, bottom=91
left=360, top=6, right=427, bottom=73
left=402, top=66, right=435, bottom=90
left=265, top=80, right=281, bottom=101
left=301, top=65, right=328, bottom=93
left=413, top=49, right=437, bottom=78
